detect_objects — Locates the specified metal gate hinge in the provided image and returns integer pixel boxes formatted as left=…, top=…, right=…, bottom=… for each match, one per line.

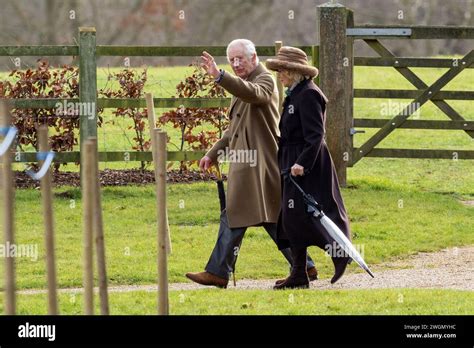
left=350, top=128, right=366, bottom=136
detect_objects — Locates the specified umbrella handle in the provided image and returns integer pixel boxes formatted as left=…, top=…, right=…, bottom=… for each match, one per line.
left=281, top=167, right=324, bottom=217
left=281, top=168, right=308, bottom=196
left=214, top=163, right=222, bottom=181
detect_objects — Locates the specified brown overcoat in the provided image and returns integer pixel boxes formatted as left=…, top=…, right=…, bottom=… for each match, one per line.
left=206, top=63, right=281, bottom=228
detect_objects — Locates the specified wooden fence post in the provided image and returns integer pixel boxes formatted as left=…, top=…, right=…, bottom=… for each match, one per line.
left=89, top=137, right=109, bottom=315
left=82, top=139, right=95, bottom=315
left=153, top=129, right=169, bottom=315
left=318, top=3, right=354, bottom=187
left=0, top=100, right=16, bottom=314
left=312, top=45, right=320, bottom=85
left=146, top=93, right=172, bottom=255
left=274, top=41, right=284, bottom=111
left=38, top=126, right=58, bottom=315
left=82, top=136, right=109, bottom=315
left=79, top=27, right=97, bottom=179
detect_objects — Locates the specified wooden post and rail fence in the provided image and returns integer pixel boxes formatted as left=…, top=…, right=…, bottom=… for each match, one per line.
left=0, top=3, right=472, bottom=187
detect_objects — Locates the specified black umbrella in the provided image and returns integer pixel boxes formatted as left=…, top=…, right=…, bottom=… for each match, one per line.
left=215, top=164, right=226, bottom=212
left=282, top=169, right=374, bottom=279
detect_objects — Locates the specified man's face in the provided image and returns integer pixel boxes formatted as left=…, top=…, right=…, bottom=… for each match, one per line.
left=227, top=44, right=256, bottom=79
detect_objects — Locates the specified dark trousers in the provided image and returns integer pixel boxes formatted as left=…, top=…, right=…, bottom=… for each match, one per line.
left=205, top=211, right=315, bottom=280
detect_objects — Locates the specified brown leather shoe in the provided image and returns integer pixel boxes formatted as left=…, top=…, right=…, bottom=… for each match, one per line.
left=275, top=266, right=318, bottom=285
left=185, top=271, right=228, bottom=288
left=307, top=266, right=318, bottom=281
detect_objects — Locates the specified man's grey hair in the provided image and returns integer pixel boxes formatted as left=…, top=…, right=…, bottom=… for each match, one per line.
left=226, top=39, right=260, bottom=65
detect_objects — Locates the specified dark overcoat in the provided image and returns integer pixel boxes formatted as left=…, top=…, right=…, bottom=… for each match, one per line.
left=277, top=79, right=351, bottom=250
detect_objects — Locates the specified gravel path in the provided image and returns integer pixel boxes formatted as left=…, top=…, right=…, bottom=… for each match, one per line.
left=17, top=246, right=473, bottom=295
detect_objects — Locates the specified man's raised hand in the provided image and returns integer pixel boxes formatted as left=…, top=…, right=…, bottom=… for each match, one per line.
left=200, top=51, right=220, bottom=78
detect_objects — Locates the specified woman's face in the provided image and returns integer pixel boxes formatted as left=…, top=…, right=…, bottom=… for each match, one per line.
left=277, top=69, right=292, bottom=88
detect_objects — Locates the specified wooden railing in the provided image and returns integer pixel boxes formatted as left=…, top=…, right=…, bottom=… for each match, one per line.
left=0, top=30, right=317, bottom=164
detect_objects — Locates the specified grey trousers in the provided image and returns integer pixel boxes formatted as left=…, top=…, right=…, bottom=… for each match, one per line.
left=205, top=211, right=316, bottom=280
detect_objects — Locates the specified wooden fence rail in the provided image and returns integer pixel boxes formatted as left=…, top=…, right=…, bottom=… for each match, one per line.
left=13, top=151, right=204, bottom=163
left=0, top=45, right=313, bottom=57
left=8, top=98, right=231, bottom=109
left=0, top=30, right=317, bottom=169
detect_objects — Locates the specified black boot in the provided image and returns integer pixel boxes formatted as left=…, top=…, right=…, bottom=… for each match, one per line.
left=331, top=255, right=351, bottom=284
left=275, top=265, right=318, bottom=285
left=274, top=247, right=309, bottom=290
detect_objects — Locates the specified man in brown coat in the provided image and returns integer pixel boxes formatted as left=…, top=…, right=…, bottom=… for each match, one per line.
left=185, top=39, right=317, bottom=288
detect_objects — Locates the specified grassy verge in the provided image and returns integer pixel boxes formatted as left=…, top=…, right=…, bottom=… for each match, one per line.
left=4, top=177, right=473, bottom=290
left=2, top=289, right=473, bottom=315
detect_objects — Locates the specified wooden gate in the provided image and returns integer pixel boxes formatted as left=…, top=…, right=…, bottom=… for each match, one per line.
left=318, top=3, right=474, bottom=186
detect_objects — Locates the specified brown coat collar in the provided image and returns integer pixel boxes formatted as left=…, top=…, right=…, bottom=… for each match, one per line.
left=245, top=63, right=266, bottom=82
left=227, top=63, right=268, bottom=113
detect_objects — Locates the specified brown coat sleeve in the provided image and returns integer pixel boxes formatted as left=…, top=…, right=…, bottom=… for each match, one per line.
left=218, top=70, right=274, bottom=105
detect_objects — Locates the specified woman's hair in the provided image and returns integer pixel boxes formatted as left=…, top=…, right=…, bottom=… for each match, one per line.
left=227, top=39, right=260, bottom=64
left=284, top=70, right=311, bottom=84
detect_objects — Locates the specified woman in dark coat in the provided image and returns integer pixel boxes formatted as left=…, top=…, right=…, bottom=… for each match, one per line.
left=266, top=47, right=352, bottom=289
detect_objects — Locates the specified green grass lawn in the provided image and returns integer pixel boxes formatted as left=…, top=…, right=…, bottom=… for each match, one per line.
left=2, top=289, right=473, bottom=315
left=2, top=176, right=473, bottom=292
